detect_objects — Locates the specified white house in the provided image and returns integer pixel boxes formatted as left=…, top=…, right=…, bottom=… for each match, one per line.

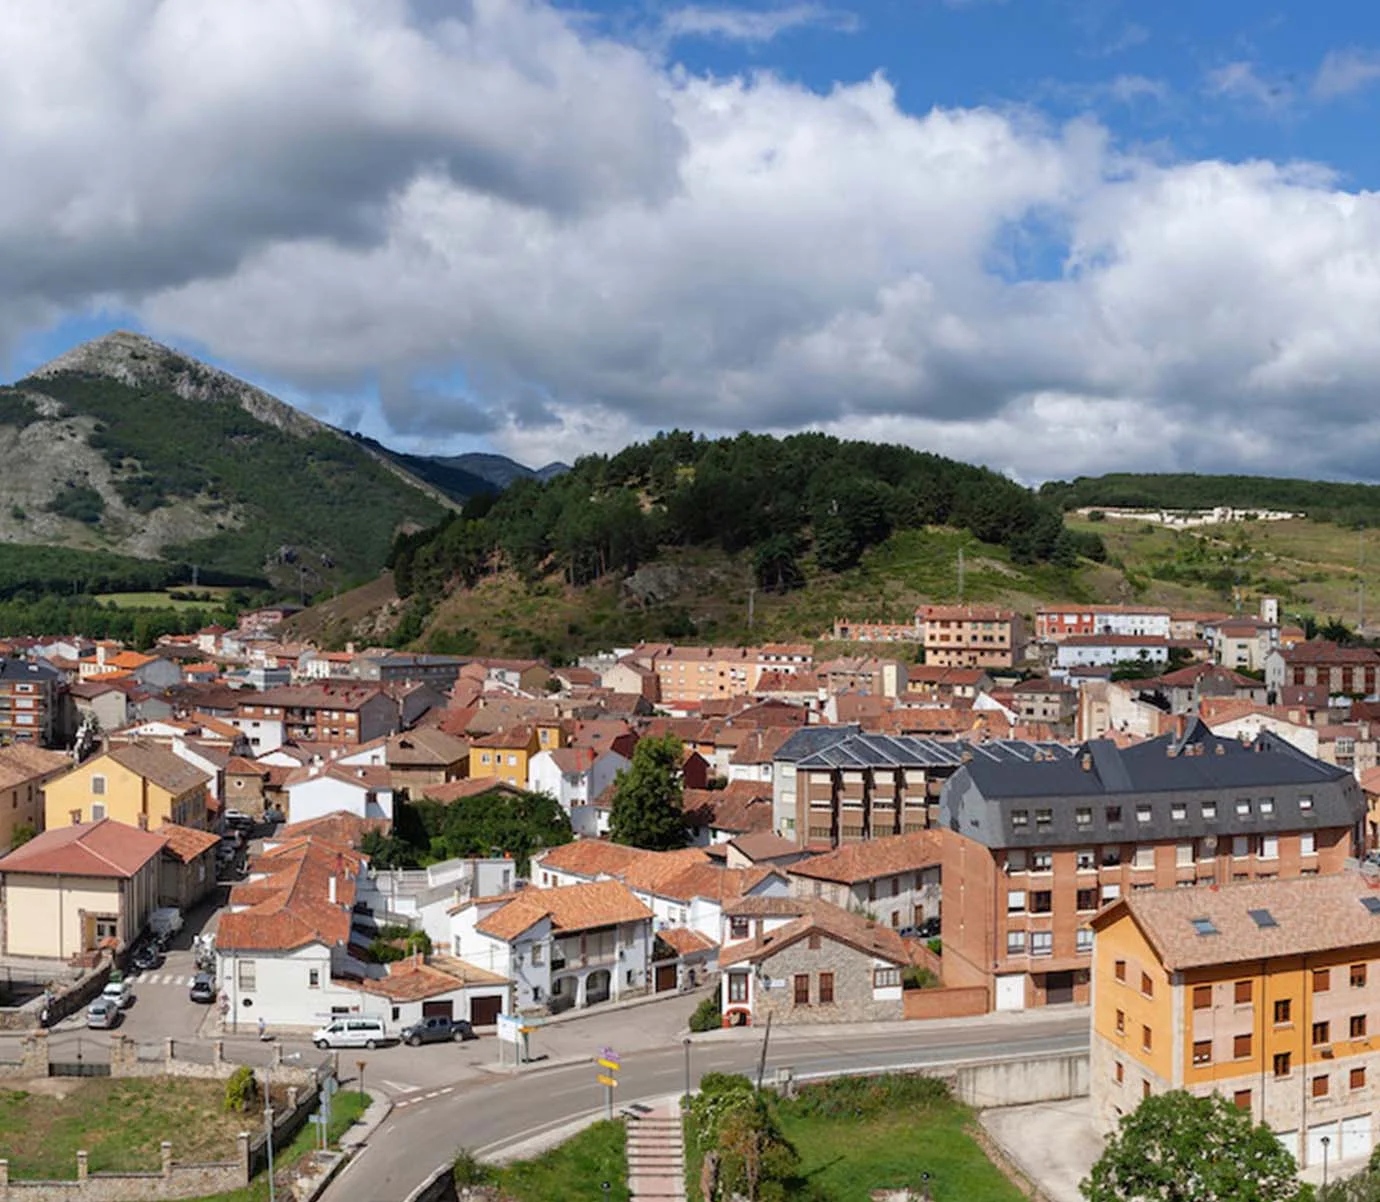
left=527, top=747, right=628, bottom=813
left=284, top=763, right=394, bottom=826
left=358, top=857, right=517, bottom=946
left=449, top=881, right=653, bottom=1011
left=229, top=712, right=286, bottom=754
left=1055, top=636, right=1171, bottom=672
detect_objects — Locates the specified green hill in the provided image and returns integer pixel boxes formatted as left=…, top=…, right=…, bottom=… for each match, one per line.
left=0, top=332, right=448, bottom=587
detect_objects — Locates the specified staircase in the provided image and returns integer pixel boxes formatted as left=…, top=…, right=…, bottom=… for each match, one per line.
left=625, top=1100, right=687, bottom=1201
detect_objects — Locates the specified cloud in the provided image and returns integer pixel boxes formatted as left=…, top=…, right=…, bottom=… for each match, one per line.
left=661, top=5, right=858, bottom=44
left=1205, top=60, right=1294, bottom=112
left=1314, top=48, right=1380, bottom=100
left=8, top=1, right=1380, bottom=485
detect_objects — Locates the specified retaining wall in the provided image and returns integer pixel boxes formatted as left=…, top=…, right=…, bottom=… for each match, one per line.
left=952, top=1051, right=1089, bottom=1109
left=0, top=1135, right=250, bottom=1201
left=903, top=986, right=989, bottom=1021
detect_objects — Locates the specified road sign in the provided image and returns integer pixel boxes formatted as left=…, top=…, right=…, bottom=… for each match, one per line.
left=497, top=1013, right=523, bottom=1044
left=600, top=1045, right=620, bottom=1061
left=323, top=1077, right=339, bottom=1099
left=598, top=1057, right=621, bottom=1072
left=597, top=1074, right=618, bottom=1088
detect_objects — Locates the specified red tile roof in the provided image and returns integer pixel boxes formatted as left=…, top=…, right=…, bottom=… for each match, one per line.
left=0, top=819, right=167, bottom=878
left=158, top=823, right=221, bottom=863
left=276, top=811, right=390, bottom=848
left=658, top=928, right=717, bottom=956
left=719, top=900, right=912, bottom=968
left=789, top=831, right=942, bottom=884
left=216, top=837, right=363, bottom=951
left=476, top=881, right=652, bottom=940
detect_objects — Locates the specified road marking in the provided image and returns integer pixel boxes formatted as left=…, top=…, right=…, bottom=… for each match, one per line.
left=381, top=1079, right=418, bottom=1093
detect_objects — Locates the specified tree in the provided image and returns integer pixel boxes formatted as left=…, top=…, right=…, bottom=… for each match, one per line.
left=609, top=734, right=687, bottom=850
left=1082, top=1091, right=1308, bottom=1202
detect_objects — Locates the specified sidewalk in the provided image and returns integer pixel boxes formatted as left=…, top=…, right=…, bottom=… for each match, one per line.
left=685, top=1005, right=1090, bottom=1046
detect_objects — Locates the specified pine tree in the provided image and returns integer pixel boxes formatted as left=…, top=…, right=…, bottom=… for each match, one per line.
left=609, top=734, right=688, bottom=850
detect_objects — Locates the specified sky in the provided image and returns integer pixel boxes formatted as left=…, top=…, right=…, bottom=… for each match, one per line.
left=7, top=1, right=1380, bottom=483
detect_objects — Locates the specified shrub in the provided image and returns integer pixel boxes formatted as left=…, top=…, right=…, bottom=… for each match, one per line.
left=224, top=1065, right=260, bottom=1113
left=689, top=993, right=721, bottom=1033
left=902, top=966, right=940, bottom=990
left=783, top=1074, right=950, bottom=1121
left=926, top=937, right=942, bottom=956
left=451, top=1148, right=492, bottom=1186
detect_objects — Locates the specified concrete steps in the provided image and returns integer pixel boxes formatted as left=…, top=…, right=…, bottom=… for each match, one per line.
left=626, top=1102, right=686, bottom=1202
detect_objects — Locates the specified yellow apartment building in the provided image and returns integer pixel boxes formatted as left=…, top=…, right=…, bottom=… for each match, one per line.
left=468, top=724, right=561, bottom=790
left=1092, top=873, right=1380, bottom=1171
left=44, top=742, right=212, bottom=832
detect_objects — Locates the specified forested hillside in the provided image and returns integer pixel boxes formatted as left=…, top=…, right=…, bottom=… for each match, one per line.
left=1042, top=473, right=1380, bottom=527
left=387, top=431, right=1106, bottom=643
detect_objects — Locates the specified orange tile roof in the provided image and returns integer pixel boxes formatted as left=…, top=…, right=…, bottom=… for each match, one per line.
left=345, top=953, right=508, bottom=1001
left=420, top=778, right=526, bottom=804
left=471, top=724, right=537, bottom=749
left=0, top=744, right=70, bottom=791
left=275, top=811, right=389, bottom=848
left=681, top=786, right=773, bottom=836
left=719, top=900, right=912, bottom=968
left=658, top=928, right=717, bottom=956
left=0, top=818, right=167, bottom=878
left=216, top=837, right=363, bottom=951
left=476, top=881, right=652, bottom=940
left=158, top=823, right=221, bottom=863
left=789, top=831, right=942, bottom=885
left=536, top=841, right=650, bottom=879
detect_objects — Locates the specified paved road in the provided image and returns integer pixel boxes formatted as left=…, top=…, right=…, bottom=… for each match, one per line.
left=325, top=1012, right=1090, bottom=1202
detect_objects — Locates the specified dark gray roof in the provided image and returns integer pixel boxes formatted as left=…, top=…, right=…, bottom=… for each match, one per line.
left=941, top=721, right=1364, bottom=848
left=0, top=658, right=60, bottom=684
left=793, top=732, right=1072, bottom=771
left=774, top=725, right=862, bottom=764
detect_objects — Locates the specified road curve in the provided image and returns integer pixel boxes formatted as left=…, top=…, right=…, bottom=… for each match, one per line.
left=326, top=1013, right=1090, bottom=1202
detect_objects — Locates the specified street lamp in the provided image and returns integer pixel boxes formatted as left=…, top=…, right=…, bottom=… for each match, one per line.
left=264, top=1092, right=276, bottom=1202
left=682, top=1038, right=692, bottom=1109
left=1322, top=1134, right=1331, bottom=1199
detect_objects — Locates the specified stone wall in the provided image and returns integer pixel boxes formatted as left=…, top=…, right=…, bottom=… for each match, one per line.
left=106, top=1037, right=317, bottom=1087
left=953, top=1051, right=1089, bottom=1109
left=751, top=937, right=905, bottom=1026
left=0, top=1033, right=52, bottom=1080
left=0, top=1135, right=250, bottom=1201
left=903, top=986, right=988, bottom=1021
left=0, top=964, right=109, bottom=1033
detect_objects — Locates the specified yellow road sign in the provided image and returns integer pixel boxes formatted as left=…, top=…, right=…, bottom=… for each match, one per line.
left=597, top=1074, right=618, bottom=1088
left=598, top=1058, right=621, bottom=1072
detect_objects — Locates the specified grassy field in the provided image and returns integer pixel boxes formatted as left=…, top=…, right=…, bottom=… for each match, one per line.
left=94, top=588, right=234, bottom=611
left=490, top=1118, right=629, bottom=1202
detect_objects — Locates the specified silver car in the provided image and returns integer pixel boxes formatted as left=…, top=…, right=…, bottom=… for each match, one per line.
left=86, top=997, right=120, bottom=1029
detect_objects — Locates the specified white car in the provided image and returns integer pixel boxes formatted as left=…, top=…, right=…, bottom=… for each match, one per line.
left=103, top=977, right=134, bottom=1009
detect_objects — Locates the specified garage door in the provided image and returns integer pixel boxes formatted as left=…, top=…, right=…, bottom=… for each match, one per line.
left=470, top=995, right=503, bottom=1027
left=1307, top=1120, right=1340, bottom=1168
left=1342, top=1114, right=1372, bottom=1163
left=995, top=974, right=1026, bottom=1011
left=422, top=1000, right=453, bottom=1020
left=655, top=964, right=678, bottom=993
left=1276, top=1130, right=1299, bottom=1162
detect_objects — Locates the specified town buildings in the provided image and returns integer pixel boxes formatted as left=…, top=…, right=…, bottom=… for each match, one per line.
left=788, top=832, right=942, bottom=932
left=939, top=722, right=1364, bottom=1012
left=0, top=658, right=61, bottom=746
left=44, top=742, right=212, bottom=831
left=0, top=744, right=70, bottom=852
left=917, top=606, right=1025, bottom=670
left=1090, top=873, right=1380, bottom=1169
left=1266, top=642, right=1380, bottom=700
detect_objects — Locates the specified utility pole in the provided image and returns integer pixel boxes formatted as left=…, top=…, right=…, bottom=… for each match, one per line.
left=957, top=548, right=965, bottom=604
left=747, top=587, right=756, bottom=631
left=755, top=1012, right=773, bottom=1091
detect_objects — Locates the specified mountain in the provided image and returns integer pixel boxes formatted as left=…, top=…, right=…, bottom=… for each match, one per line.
left=347, top=434, right=499, bottom=504
left=0, top=332, right=449, bottom=585
left=428, top=452, right=571, bottom=491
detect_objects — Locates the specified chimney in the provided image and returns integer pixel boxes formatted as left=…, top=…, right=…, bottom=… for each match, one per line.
left=328, top=875, right=337, bottom=905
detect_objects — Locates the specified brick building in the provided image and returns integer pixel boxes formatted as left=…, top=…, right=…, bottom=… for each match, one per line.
left=0, top=657, right=61, bottom=746
left=939, top=721, right=1364, bottom=1013
left=235, top=685, right=400, bottom=747
left=1035, top=605, right=1172, bottom=643
left=917, top=606, right=1026, bottom=670
left=1090, top=873, right=1380, bottom=1169
left=1265, top=640, right=1380, bottom=700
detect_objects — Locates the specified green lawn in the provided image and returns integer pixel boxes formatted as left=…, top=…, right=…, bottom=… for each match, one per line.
left=95, top=589, right=233, bottom=611
left=492, top=1119, right=629, bottom=1202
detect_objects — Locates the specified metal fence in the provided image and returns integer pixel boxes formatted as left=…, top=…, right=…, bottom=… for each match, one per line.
left=50, top=1060, right=111, bottom=1078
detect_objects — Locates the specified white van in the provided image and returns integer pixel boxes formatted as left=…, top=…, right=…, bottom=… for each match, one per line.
left=313, top=1017, right=386, bottom=1049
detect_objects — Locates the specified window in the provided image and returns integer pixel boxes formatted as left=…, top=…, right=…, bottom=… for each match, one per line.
left=1136, top=806, right=1151, bottom=824
left=1133, top=846, right=1154, bottom=870
left=1035, top=809, right=1052, bottom=829
left=1300, top=795, right=1314, bottom=812
left=1141, top=972, right=1154, bottom=998
left=1313, top=1021, right=1331, bottom=1046
left=873, top=968, right=900, bottom=989
left=90, top=802, right=106, bottom=821
left=730, top=917, right=750, bottom=939
left=1031, top=851, right=1053, bottom=872
left=1235, top=980, right=1253, bottom=1005
left=1193, top=985, right=1212, bottom=1010
left=808, top=933, right=821, bottom=950
left=530, top=942, right=545, bottom=966
left=238, top=960, right=257, bottom=991
left=1007, top=890, right=1029, bottom=915
left=1234, top=1033, right=1252, bottom=1059
left=91, top=775, right=106, bottom=796
left=1259, top=797, right=1275, bottom=817
left=1232, top=835, right=1249, bottom=858
left=1032, top=891, right=1052, bottom=914
left=728, top=973, right=749, bottom=1003
left=1353, top=1067, right=1368, bottom=1090
left=1007, top=931, right=1026, bottom=955
left=793, top=974, right=810, bottom=1005
left=1077, top=928, right=1093, bottom=953
left=1193, top=1040, right=1212, bottom=1065
left=1274, top=1052, right=1292, bottom=1077
left=1176, top=843, right=1193, bottom=867
left=1102, top=883, right=1122, bottom=902
left=1141, top=1025, right=1153, bottom=1052
left=1106, top=805, right=1122, bottom=826
left=1076, top=808, right=1092, bottom=828
left=1353, top=1015, right=1368, bottom=1039
left=1314, top=968, right=1331, bottom=993
left=69, top=809, right=81, bottom=826
left=1076, top=849, right=1096, bottom=871
left=1142, top=1080, right=1152, bottom=1101
left=1274, top=999, right=1292, bottom=1025
left=94, top=916, right=118, bottom=940
left=1077, top=889, right=1098, bottom=912
left=1012, top=810, right=1029, bottom=829
left=1115, top=1008, right=1125, bottom=1034
left=1259, top=834, right=1278, bottom=860
left=1236, top=799, right=1252, bottom=818
left=308, top=969, right=320, bottom=989
left=1114, top=959, right=1127, bottom=982
left=1114, top=1060, right=1124, bottom=1084
left=1301, top=832, right=1317, bottom=856
left=1233, top=1089, right=1252, bottom=1110
left=1202, top=801, right=1217, bottom=821
left=1031, top=932, right=1052, bottom=957
left=1313, top=1075, right=1329, bottom=1098
left=1353, top=964, right=1368, bottom=988
left=818, top=972, right=835, bottom=1004
left=1006, top=850, right=1027, bottom=871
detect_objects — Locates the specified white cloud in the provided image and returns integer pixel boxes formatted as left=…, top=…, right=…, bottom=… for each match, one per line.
left=661, top=5, right=857, bottom=44
left=1205, top=60, right=1293, bottom=112
left=7, top=0, right=1380, bottom=485
left=1315, top=48, right=1380, bottom=100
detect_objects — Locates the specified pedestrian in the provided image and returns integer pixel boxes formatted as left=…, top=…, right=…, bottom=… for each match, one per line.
left=258, top=1015, right=267, bottom=1041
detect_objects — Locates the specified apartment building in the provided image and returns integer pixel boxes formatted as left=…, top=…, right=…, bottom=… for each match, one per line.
left=940, top=722, right=1364, bottom=1013
left=1266, top=641, right=1380, bottom=699
left=1213, top=619, right=1281, bottom=674
left=643, top=644, right=814, bottom=704
left=788, top=832, right=942, bottom=932
left=784, top=731, right=1071, bottom=847
left=917, top=606, right=1026, bottom=670
left=0, top=658, right=61, bottom=746
left=235, top=685, right=400, bottom=747
left=1090, top=873, right=1380, bottom=1169
left=1035, top=606, right=1172, bottom=643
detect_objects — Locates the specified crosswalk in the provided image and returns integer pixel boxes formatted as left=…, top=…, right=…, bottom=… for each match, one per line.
left=128, top=972, right=195, bottom=988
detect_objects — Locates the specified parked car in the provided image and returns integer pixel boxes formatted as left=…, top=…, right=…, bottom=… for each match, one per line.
left=189, top=972, right=217, bottom=1004
left=149, top=907, right=183, bottom=940
left=132, top=944, right=164, bottom=971
left=222, top=809, right=255, bottom=830
left=313, top=1018, right=386, bottom=1049
left=917, top=916, right=942, bottom=938
left=87, top=997, right=120, bottom=1029
left=102, top=976, right=134, bottom=1009
left=400, top=1016, right=476, bottom=1046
